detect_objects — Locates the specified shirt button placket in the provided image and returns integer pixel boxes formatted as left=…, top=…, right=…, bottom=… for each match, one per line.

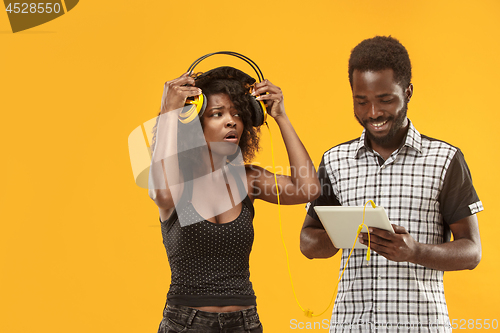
left=378, top=163, right=389, bottom=208
left=375, top=273, right=386, bottom=319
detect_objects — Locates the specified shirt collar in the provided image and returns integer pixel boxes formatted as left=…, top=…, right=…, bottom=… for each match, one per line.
left=353, top=119, right=422, bottom=158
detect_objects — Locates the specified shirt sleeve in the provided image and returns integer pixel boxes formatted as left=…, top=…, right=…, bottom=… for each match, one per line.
left=438, top=148, right=483, bottom=224
left=306, top=156, right=341, bottom=221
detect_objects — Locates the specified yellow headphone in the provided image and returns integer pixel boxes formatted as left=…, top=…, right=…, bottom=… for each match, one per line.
left=179, top=93, right=206, bottom=124
left=179, top=52, right=267, bottom=127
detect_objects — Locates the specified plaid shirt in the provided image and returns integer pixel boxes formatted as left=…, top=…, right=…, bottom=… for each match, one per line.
left=307, top=121, right=483, bottom=332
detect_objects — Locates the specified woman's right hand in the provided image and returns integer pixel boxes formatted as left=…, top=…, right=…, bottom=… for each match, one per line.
left=160, top=73, right=202, bottom=114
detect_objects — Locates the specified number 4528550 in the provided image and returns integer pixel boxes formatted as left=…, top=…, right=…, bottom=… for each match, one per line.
left=5, top=3, right=62, bottom=14
left=451, top=319, right=498, bottom=329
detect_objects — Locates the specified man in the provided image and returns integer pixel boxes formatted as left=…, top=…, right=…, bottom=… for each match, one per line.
left=300, top=36, right=482, bottom=332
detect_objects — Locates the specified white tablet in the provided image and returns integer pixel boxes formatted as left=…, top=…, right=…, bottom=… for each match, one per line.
left=314, top=206, right=395, bottom=249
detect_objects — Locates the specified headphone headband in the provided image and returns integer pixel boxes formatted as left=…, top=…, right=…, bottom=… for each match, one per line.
left=186, top=51, right=265, bottom=82
left=181, top=52, right=267, bottom=127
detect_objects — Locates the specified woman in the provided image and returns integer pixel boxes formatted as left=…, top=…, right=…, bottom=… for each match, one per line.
left=150, top=66, right=319, bottom=332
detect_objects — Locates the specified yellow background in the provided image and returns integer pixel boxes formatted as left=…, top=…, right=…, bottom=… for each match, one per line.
left=1, top=1, right=499, bottom=331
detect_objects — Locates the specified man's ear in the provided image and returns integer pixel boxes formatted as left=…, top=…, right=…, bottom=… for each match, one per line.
left=406, top=83, right=414, bottom=102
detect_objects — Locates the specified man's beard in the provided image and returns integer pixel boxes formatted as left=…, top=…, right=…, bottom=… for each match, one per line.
left=355, top=101, right=408, bottom=147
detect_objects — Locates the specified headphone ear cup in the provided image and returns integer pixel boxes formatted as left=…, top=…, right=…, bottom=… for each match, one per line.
left=198, top=94, right=208, bottom=118
left=179, top=94, right=207, bottom=124
left=249, top=96, right=267, bottom=127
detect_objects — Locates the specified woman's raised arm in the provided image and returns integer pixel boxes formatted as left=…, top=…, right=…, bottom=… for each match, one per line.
left=247, top=80, right=320, bottom=205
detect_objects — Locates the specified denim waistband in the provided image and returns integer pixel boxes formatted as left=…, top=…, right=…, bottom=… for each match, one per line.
left=164, top=303, right=260, bottom=331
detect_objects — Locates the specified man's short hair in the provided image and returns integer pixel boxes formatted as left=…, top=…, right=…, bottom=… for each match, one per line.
left=348, top=36, right=412, bottom=89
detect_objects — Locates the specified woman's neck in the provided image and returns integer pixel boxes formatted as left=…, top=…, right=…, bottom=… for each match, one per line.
left=193, top=149, right=227, bottom=178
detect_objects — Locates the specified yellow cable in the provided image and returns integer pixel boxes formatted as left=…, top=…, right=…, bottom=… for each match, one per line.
left=265, top=122, right=374, bottom=318
left=312, top=201, right=373, bottom=317
left=265, top=122, right=307, bottom=314
left=362, top=200, right=376, bottom=261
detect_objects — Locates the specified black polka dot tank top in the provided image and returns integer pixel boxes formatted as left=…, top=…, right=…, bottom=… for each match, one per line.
left=160, top=168, right=257, bottom=307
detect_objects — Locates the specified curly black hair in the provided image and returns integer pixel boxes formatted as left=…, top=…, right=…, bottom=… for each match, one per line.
left=151, top=66, right=261, bottom=170
left=193, top=66, right=261, bottom=163
left=348, top=36, right=412, bottom=89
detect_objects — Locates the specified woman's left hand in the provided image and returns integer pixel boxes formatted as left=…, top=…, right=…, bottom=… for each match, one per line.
left=252, top=79, right=285, bottom=119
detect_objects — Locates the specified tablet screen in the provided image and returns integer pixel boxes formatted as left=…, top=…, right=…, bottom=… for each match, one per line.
left=314, top=206, right=394, bottom=249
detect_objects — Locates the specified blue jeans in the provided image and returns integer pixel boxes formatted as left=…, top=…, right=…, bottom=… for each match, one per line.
left=157, top=304, right=264, bottom=333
